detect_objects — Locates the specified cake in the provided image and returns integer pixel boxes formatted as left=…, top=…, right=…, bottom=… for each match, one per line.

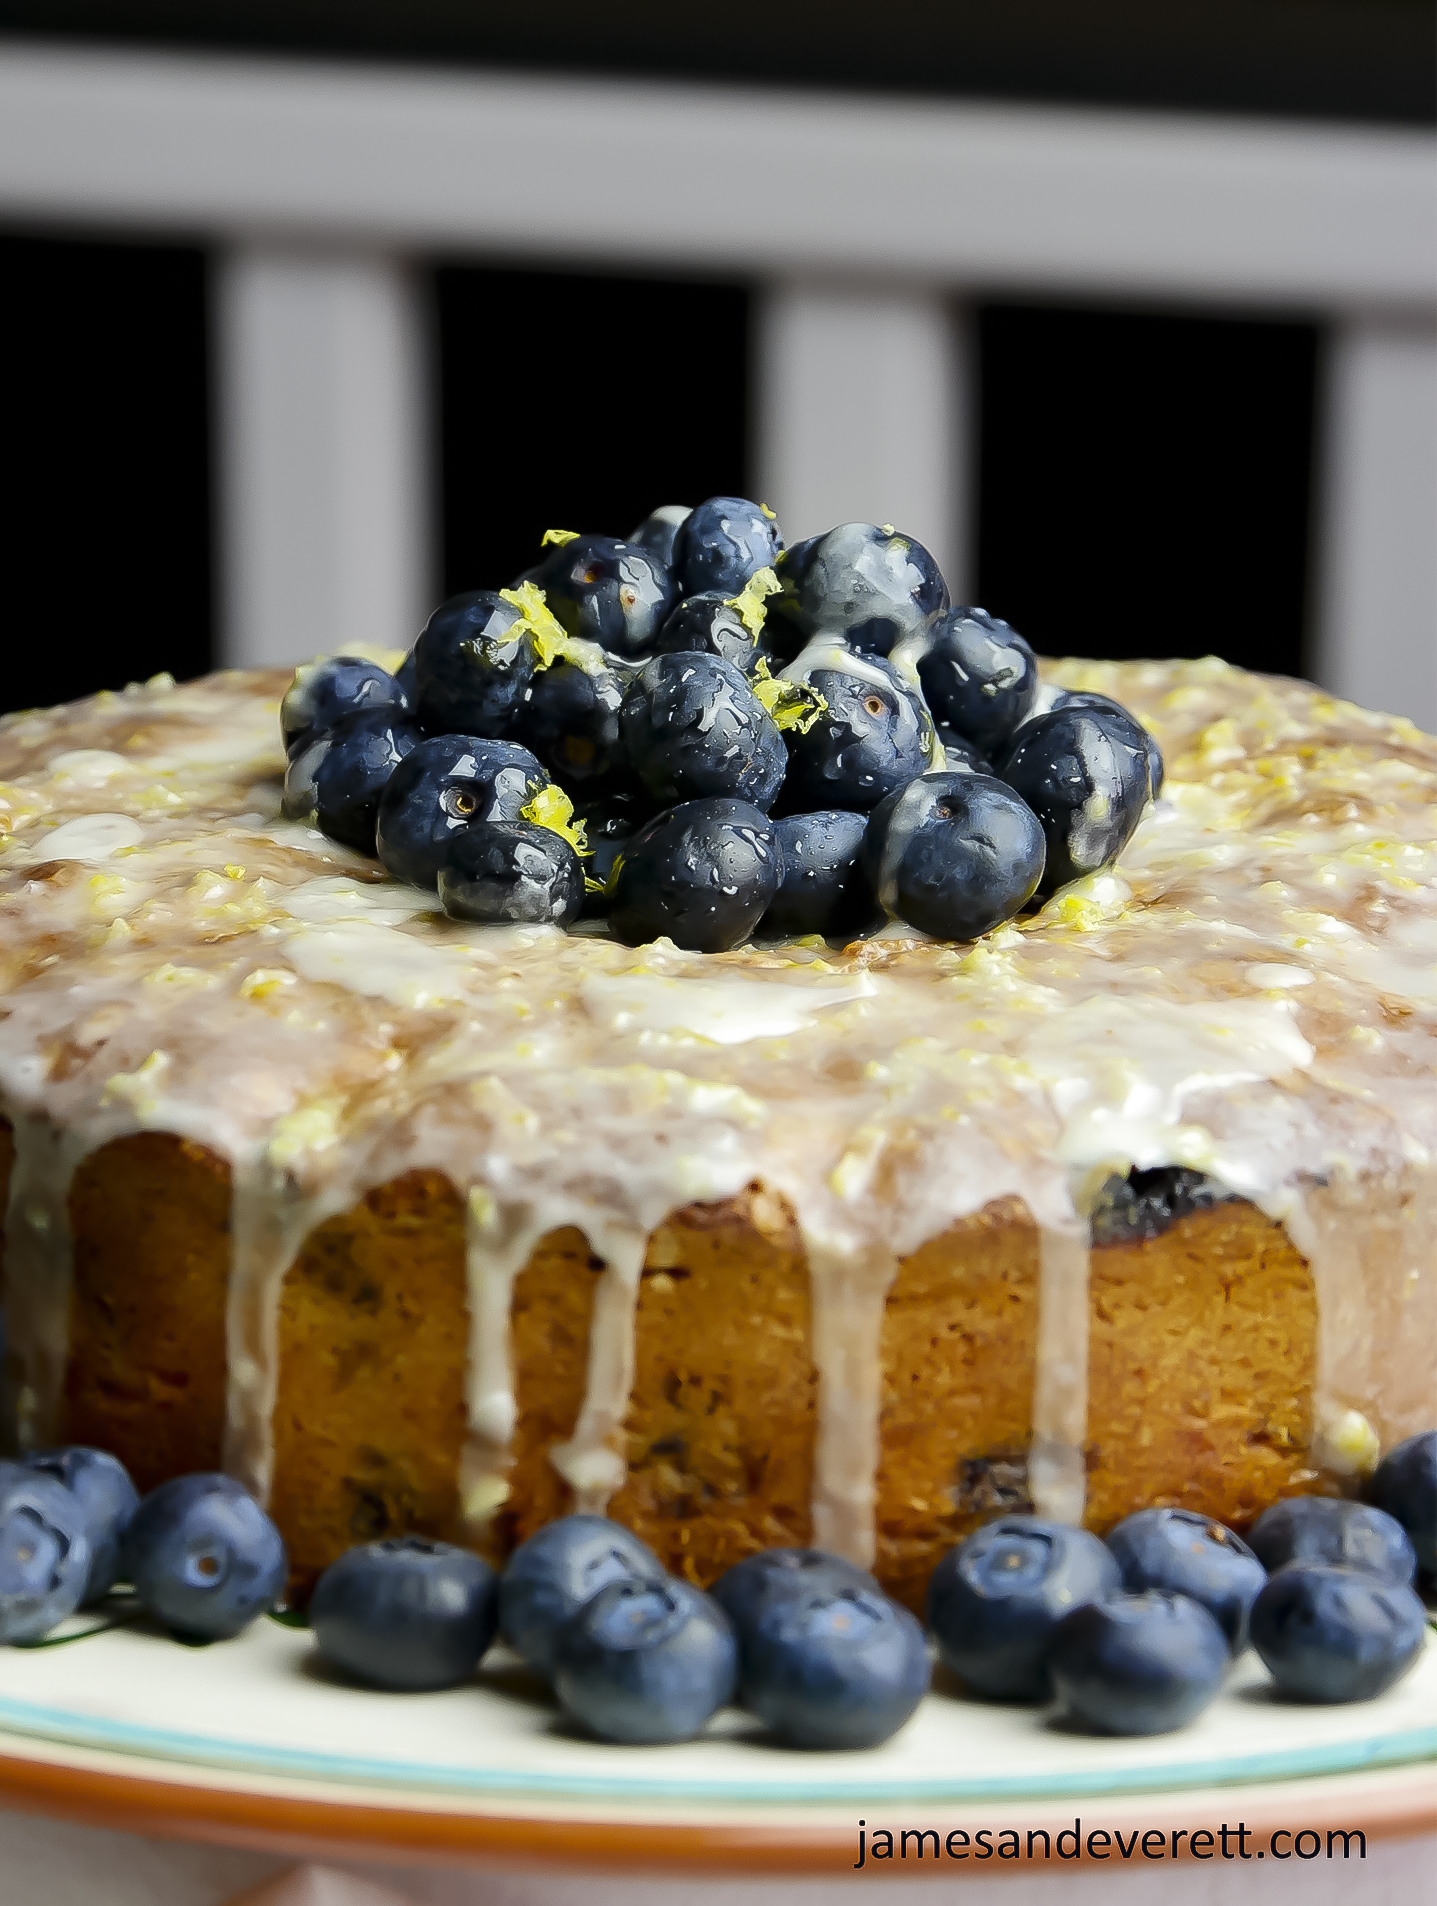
left=1, top=656, right=1434, bottom=1610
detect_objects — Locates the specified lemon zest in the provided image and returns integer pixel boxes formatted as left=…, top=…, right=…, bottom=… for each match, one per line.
left=498, top=581, right=576, bottom=669
left=519, top=782, right=591, bottom=857
left=751, top=656, right=828, bottom=735
left=724, top=565, right=781, bottom=638
left=540, top=528, right=580, bottom=547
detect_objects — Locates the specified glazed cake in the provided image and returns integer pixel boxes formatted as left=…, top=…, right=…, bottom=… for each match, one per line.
left=0, top=656, right=1434, bottom=1608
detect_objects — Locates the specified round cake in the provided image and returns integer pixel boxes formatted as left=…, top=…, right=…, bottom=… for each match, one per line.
left=0, top=655, right=1433, bottom=1608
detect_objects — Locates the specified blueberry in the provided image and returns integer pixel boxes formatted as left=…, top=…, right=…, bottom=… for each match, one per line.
left=0, top=1462, right=92, bottom=1641
left=393, top=646, right=418, bottom=708
left=671, top=496, right=782, bottom=599
left=998, top=706, right=1152, bottom=895
left=608, top=798, right=782, bottom=953
left=123, top=1473, right=287, bottom=1641
left=739, top=1581, right=930, bottom=1749
left=413, top=591, right=536, bottom=737
left=21, top=1447, right=138, bottom=1604
left=499, top=1514, right=661, bottom=1679
left=653, top=593, right=760, bottom=671
left=863, top=772, right=1046, bottom=940
left=284, top=708, right=422, bottom=855
left=514, top=658, right=629, bottom=790
left=1367, top=1432, right=1436, bottom=1576
left=571, top=787, right=653, bottom=917
left=554, top=1576, right=737, bottom=1745
left=1105, top=1508, right=1266, bottom=1655
left=1041, top=689, right=1166, bottom=798
left=310, top=1536, right=499, bottom=1691
left=1247, top=1496, right=1416, bottom=1586
left=375, top=735, right=547, bottom=889
left=1049, top=1592, right=1229, bottom=1735
left=280, top=655, right=409, bottom=755
left=620, top=652, right=786, bottom=811
left=936, top=726, right=992, bottom=774
left=627, top=503, right=691, bottom=567
left=927, top=1515, right=1120, bottom=1701
left=766, top=811, right=879, bottom=939
left=1249, top=1564, right=1427, bottom=1703
left=1089, top=1166, right=1232, bottom=1245
left=437, top=819, right=585, bottom=927
left=710, top=1547, right=879, bottom=1646
left=778, top=523, right=948, bottom=657
left=533, top=535, right=678, bottom=659
left=908, top=608, right=1039, bottom=756
left=779, top=646, right=934, bottom=812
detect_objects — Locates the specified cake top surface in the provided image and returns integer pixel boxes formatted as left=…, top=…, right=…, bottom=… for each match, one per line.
left=1, top=657, right=1436, bottom=1269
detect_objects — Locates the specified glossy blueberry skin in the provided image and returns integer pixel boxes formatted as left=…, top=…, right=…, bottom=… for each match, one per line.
left=285, top=709, right=422, bottom=855
left=653, top=593, right=760, bottom=672
left=1247, top=1497, right=1416, bottom=1587
left=927, top=1516, right=1121, bottom=1701
left=1049, top=1592, right=1228, bottom=1735
left=21, top=1447, right=139, bottom=1604
left=437, top=819, right=585, bottom=928
left=1367, top=1432, right=1437, bottom=1575
left=310, top=1537, right=499, bottom=1691
left=710, top=1548, right=879, bottom=1652
left=998, top=706, right=1152, bottom=895
left=1105, top=1509, right=1267, bottom=1655
left=1042, top=688, right=1165, bottom=798
left=620, top=652, right=786, bottom=811
left=123, top=1473, right=287, bottom=1641
left=414, top=591, right=535, bottom=738
left=499, top=1515, right=661, bottom=1680
left=740, top=1582, right=930, bottom=1750
left=779, top=523, right=948, bottom=657
left=627, top=503, right=691, bottom=568
left=554, top=1576, right=738, bottom=1745
left=280, top=655, right=409, bottom=755
left=863, top=772, right=1046, bottom=941
left=608, top=798, right=782, bottom=954
left=1250, top=1564, right=1427, bottom=1703
left=671, top=495, right=782, bottom=600
left=936, top=726, right=992, bottom=774
left=514, top=659, right=628, bottom=790
left=912, top=608, right=1039, bottom=756
left=780, top=652, right=932, bottom=812
left=376, top=735, right=547, bottom=889
left=0, top=1463, right=92, bottom=1641
left=766, top=811, right=879, bottom=939
left=533, top=535, right=678, bottom=659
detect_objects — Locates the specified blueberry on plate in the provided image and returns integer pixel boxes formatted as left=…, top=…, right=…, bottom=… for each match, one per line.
left=1248, top=1496, right=1416, bottom=1585
left=739, top=1580, right=930, bottom=1749
left=533, top=534, right=678, bottom=658
left=671, top=495, right=782, bottom=599
left=998, top=705, right=1152, bottom=895
left=1049, top=1591, right=1229, bottom=1735
left=1250, top=1563, right=1427, bottom=1703
left=779, top=645, right=933, bottom=812
left=863, top=772, right=1046, bottom=940
left=652, top=593, right=761, bottom=672
left=1039, top=688, right=1166, bottom=798
left=1105, top=1508, right=1266, bottom=1654
left=608, top=797, right=782, bottom=953
left=927, top=1516, right=1120, bottom=1701
left=437, top=819, right=585, bottom=927
left=21, top=1447, right=139, bottom=1605
left=627, top=503, right=691, bottom=568
left=780, top=523, right=948, bottom=657
left=0, top=1462, right=92, bottom=1641
left=513, top=658, right=628, bottom=790
left=1367, top=1431, right=1436, bottom=1576
left=908, top=608, right=1039, bottom=756
left=499, top=1514, right=661, bottom=1679
left=936, top=726, right=991, bottom=774
left=123, top=1473, right=287, bottom=1641
left=310, top=1536, right=499, bottom=1691
left=553, top=1576, right=738, bottom=1745
left=280, top=655, right=409, bottom=755
left=284, top=708, right=422, bottom=855
left=766, top=811, right=879, bottom=939
left=375, top=735, right=548, bottom=889
left=413, top=590, right=536, bottom=738
left=620, top=652, right=786, bottom=811
left=710, top=1547, right=879, bottom=1649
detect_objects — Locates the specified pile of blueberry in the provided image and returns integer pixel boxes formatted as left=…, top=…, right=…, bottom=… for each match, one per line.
left=1, top=1435, right=1430, bottom=1746
left=280, top=500, right=1164, bottom=951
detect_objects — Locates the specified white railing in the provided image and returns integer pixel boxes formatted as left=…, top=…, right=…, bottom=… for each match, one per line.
left=2, top=41, right=1434, bottom=717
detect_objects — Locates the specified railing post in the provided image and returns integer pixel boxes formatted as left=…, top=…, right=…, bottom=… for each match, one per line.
left=215, top=244, right=434, bottom=671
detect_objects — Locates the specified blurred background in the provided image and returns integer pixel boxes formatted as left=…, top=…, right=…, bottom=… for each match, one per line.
left=1, top=3, right=1434, bottom=720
